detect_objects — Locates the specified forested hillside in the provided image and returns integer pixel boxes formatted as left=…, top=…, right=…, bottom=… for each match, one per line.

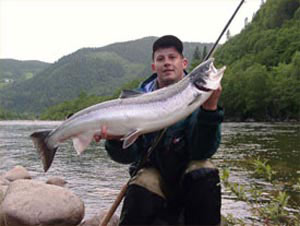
left=0, top=37, right=210, bottom=115
left=214, top=0, right=300, bottom=121
left=39, top=77, right=144, bottom=120
left=0, top=59, right=49, bottom=88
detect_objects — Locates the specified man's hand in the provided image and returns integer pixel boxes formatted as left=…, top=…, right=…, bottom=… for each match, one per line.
left=94, top=125, right=122, bottom=142
left=202, top=86, right=222, bottom=111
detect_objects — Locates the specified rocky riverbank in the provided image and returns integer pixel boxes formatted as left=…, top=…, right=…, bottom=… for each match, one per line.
left=0, top=166, right=119, bottom=226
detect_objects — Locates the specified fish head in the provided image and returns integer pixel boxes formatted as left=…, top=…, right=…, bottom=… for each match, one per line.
left=189, top=58, right=226, bottom=91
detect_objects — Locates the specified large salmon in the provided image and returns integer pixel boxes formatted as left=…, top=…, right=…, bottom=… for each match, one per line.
left=31, top=58, right=225, bottom=172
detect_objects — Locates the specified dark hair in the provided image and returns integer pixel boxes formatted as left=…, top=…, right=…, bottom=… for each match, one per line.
left=152, top=35, right=183, bottom=59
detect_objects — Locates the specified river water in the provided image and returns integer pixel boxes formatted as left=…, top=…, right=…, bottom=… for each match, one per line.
left=0, top=121, right=299, bottom=222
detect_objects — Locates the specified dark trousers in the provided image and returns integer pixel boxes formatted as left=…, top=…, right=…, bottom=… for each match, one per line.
left=119, top=168, right=221, bottom=225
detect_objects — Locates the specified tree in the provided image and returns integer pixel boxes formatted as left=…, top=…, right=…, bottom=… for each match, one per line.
left=192, top=46, right=201, bottom=61
left=244, top=17, right=249, bottom=27
left=226, top=30, right=231, bottom=41
left=189, top=46, right=202, bottom=70
left=201, top=45, right=208, bottom=61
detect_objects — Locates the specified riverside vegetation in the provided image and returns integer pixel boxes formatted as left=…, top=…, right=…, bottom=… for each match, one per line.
left=221, top=158, right=300, bottom=225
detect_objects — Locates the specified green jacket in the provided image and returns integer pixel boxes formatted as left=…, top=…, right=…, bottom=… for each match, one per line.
left=105, top=73, right=224, bottom=186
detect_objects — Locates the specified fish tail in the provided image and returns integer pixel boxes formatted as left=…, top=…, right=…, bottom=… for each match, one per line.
left=30, top=130, right=58, bottom=172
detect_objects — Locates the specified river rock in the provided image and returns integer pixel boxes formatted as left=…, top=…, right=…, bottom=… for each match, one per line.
left=79, top=211, right=119, bottom=226
left=3, top=165, right=32, bottom=181
left=0, top=179, right=84, bottom=226
left=46, top=177, right=67, bottom=187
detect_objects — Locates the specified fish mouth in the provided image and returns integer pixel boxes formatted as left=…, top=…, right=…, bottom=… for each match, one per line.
left=194, top=83, right=212, bottom=92
left=192, top=60, right=225, bottom=92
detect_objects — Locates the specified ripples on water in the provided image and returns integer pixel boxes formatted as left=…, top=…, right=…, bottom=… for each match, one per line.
left=0, top=120, right=129, bottom=218
left=0, top=120, right=299, bottom=222
left=216, top=122, right=300, bottom=223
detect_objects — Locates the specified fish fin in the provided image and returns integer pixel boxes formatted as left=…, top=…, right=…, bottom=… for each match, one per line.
left=121, top=129, right=141, bottom=149
left=119, top=89, right=144, bottom=99
left=72, top=132, right=94, bottom=155
left=188, top=93, right=202, bottom=106
left=30, top=130, right=58, bottom=172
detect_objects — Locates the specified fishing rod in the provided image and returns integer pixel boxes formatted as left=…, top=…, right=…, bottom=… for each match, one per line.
left=99, top=1, right=245, bottom=225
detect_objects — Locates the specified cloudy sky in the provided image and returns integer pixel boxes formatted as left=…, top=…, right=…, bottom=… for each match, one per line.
left=0, top=0, right=262, bottom=63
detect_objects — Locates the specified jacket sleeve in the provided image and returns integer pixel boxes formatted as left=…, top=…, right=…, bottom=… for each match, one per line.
left=187, top=106, right=224, bottom=160
left=104, top=139, right=141, bottom=164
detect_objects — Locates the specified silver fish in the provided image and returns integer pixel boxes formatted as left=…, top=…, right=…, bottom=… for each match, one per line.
left=30, top=58, right=226, bottom=172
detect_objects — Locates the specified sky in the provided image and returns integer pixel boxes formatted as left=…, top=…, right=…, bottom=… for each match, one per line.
left=0, top=0, right=263, bottom=63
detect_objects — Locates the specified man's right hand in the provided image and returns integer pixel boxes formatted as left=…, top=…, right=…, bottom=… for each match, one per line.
left=94, top=125, right=122, bottom=142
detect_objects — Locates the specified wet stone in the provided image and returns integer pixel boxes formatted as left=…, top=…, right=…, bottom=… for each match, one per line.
left=0, top=179, right=84, bottom=226
left=46, top=177, right=68, bottom=187
left=3, top=165, right=32, bottom=182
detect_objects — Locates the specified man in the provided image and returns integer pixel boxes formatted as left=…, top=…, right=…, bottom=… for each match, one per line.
left=96, top=35, right=223, bottom=225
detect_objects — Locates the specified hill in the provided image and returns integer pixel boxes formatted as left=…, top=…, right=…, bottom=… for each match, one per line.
left=0, top=37, right=212, bottom=114
left=0, top=59, right=49, bottom=88
left=214, top=0, right=300, bottom=121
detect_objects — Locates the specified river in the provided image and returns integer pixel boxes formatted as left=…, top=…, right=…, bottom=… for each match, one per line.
left=0, top=121, right=299, bottom=223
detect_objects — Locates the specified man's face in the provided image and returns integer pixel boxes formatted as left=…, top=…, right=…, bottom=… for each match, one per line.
left=152, top=47, right=188, bottom=88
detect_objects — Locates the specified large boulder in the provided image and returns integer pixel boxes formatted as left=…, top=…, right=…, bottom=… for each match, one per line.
left=3, top=165, right=32, bottom=181
left=0, top=179, right=84, bottom=226
left=79, top=211, right=119, bottom=226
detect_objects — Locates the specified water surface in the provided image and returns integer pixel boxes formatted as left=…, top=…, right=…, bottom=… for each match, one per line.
left=0, top=121, right=299, bottom=222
